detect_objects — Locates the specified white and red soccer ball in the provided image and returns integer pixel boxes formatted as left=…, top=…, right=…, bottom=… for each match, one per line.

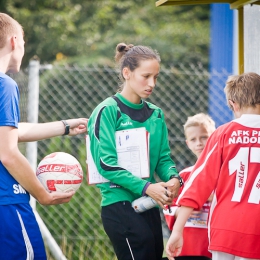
left=36, top=152, right=83, bottom=193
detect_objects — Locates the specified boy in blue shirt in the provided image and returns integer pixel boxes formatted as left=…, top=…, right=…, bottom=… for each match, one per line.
left=0, top=12, right=87, bottom=259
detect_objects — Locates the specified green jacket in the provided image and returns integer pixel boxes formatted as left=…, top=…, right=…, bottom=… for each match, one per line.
left=88, top=93, right=178, bottom=206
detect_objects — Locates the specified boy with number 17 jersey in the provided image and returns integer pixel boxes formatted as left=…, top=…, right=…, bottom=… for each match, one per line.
left=180, top=116, right=260, bottom=258
left=166, top=72, right=260, bottom=260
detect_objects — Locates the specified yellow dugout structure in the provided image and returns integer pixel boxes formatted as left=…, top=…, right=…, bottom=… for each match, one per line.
left=156, top=0, right=260, bottom=74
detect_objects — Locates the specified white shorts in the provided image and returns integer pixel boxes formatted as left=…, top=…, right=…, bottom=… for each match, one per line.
left=212, top=251, right=260, bottom=260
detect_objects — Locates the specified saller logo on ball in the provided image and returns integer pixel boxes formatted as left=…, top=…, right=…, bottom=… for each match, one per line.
left=36, top=152, right=84, bottom=193
left=37, top=164, right=67, bottom=174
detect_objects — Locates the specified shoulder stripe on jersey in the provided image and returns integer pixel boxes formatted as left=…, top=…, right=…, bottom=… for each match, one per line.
left=100, top=158, right=125, bottom=172
left=117, top=110, right=121, bottom=121
left=112, top=95, right=154, bottom=122
left=177, top=142, right=218, bottom=204
left=94, top=106, right=107, bottom=141
left=179, top=166, right=194, bottom=175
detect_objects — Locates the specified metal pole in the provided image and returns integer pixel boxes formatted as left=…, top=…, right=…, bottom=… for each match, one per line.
left=26, top=59, right=67, bottom=260
left=27, top=59, right=40, bottom=210
left=34, top=211, right=67, bottom=260
left=238, top=7, right=244, bottom=74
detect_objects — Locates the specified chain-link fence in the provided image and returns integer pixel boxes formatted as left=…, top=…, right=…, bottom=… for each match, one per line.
left=13, top=64, right=232, bottom=260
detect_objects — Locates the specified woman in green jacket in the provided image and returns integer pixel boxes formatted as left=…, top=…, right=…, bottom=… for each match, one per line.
left=88, top=43, right=182, bottom=260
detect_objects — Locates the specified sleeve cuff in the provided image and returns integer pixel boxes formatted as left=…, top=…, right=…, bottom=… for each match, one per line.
left=142, top=182, right=151, bottom=196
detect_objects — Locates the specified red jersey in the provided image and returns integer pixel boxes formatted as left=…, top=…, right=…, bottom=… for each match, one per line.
left=177, top=114, right=260, bottom=259
left=164, top=166, right=212, bottom=258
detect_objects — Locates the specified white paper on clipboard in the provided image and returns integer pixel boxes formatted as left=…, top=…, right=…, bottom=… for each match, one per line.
left=86, top=135, right=109, bottom=184
left=115, top=127, right=150, bottom=179
left=86, top=127, right=150, bottom=185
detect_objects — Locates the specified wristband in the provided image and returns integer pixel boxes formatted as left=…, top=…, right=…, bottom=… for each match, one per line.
left=142, top=182, right=151, bottom=196
left=61, top=120, right=70, bottom=135
left=169, top=175, right=184, bottom=187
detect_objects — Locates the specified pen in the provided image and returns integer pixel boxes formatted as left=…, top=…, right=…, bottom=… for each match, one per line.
left=165, top=187, right=172, bottom=213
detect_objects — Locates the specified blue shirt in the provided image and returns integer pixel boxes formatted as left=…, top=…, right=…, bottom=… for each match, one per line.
left=0, top=72, right=30, bottom=205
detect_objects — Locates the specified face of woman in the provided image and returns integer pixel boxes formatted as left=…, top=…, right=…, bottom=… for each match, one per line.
left=121, top=59, right=160, bottom=104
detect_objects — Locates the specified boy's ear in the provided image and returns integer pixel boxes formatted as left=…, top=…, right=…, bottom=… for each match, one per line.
left=10, top=36, right=16, bottom=50
left=228, top=100, right=239, bottom=112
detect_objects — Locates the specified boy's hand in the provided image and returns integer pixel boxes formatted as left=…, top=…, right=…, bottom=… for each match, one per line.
left=37, top=190, right=75, bottom=205
left=166, top=231, right=183, bottom=260
left=66, top=118, right=88, bottom=136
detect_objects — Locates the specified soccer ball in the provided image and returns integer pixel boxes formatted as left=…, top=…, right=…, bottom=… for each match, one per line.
left=36, top=152, right=83, bottom=193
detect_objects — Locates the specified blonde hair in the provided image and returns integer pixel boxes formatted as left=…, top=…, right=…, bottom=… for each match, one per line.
left=183, top=113, right=216, bottom=137
left=224, top=72, right=260, bottom=111
left=0, top=13, right=22, bottom=49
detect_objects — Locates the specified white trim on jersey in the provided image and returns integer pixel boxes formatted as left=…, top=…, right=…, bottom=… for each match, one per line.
left=207, top=191, right=217, bottom=246
left=177, top=142, right=218, bottom=205
left=179, top=165, right=194, bottom=175
left=16, top=210, right=34, bottom=260
left=211, top=250, right=258, bottom=260
left=233, top=114, right=260, bottom=128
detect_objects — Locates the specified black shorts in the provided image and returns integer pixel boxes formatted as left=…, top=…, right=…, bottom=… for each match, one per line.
left=101, top=201, right=163, bottom=260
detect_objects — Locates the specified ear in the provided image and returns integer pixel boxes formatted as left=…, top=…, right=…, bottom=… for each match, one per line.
left=228, top=100, right=239, bottom=112
left=185, top=139, right=191, bottom=149
left=10, top=36, right=17, bottom=50
left=122, top=67, right=130, bottom=80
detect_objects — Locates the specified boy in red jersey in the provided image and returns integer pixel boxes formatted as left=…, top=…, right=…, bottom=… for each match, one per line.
left=164, top=113, right=215, bottom=260
left=166, top=72, right=260, bottom=260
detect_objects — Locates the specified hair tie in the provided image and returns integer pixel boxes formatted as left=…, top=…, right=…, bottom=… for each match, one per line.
left=118, top=45, right=127, bottom=52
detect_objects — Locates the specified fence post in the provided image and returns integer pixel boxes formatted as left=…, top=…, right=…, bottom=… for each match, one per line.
left=27, top=59, right=40, bottom=211
left=26, top=59, right=67, bottom=260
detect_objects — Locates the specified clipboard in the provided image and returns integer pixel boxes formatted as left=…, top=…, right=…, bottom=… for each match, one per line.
left=86, top=127, right=150, bottom=185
